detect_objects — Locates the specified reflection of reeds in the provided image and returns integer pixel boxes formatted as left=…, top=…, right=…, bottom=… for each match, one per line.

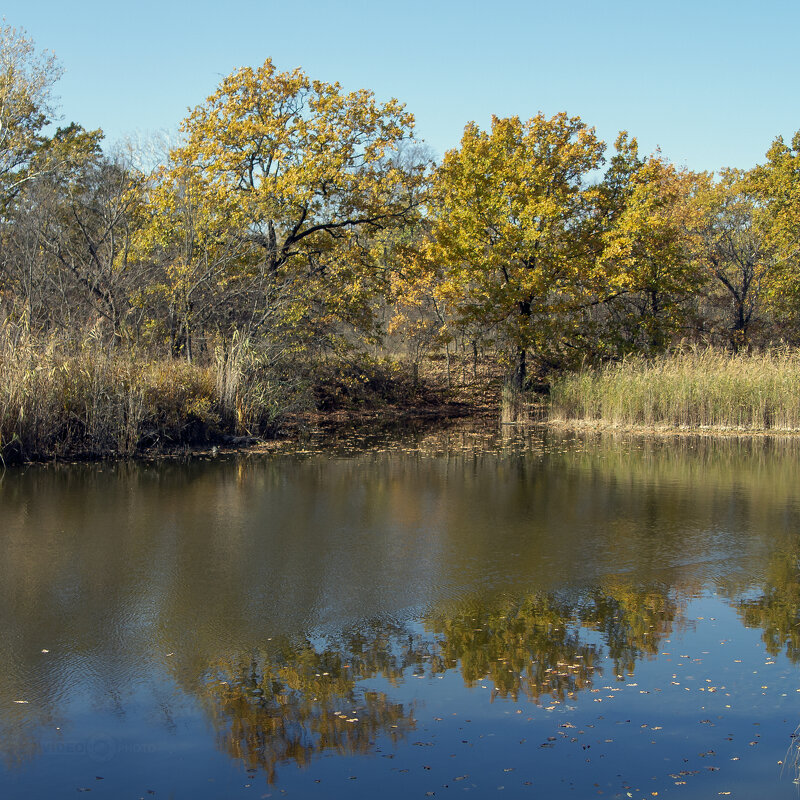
left=782, top=724, right=800, bottom=785
left=550, top=347, right=800, bottom=430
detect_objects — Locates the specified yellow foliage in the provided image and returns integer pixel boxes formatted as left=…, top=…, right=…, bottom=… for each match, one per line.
left=427, top=112, right=604, bottom=375
left=138, top=58, right=426, bottom=346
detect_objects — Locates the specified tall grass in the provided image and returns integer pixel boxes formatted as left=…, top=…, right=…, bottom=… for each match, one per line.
left=500, top=381, right=529, bottom=425
left=0, top=325, right=444, bottom=463
left=0, top=327, right=298, bottom=463
left=550, top=347, right=800, bottom=430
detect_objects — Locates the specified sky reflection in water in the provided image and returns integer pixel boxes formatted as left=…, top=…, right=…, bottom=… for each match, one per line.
left=1, top=423, right=800, bottom=798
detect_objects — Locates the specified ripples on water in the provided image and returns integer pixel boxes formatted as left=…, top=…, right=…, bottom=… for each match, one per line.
left=2, top=422, right=800, bottom=798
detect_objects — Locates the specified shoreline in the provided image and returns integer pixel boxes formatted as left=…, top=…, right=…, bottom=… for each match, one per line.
left=543, top=416, right=800, bottom=438
left=0, top=402, right=491, bottom=467
left=8, top=404, right=800, bottom=468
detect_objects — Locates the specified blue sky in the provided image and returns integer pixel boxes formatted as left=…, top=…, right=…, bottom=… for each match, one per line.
left=4, top=0, right=798, bottom=172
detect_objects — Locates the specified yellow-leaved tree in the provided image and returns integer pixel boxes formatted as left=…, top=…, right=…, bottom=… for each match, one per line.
left=597, top=146, right=705, bottom=353
left=749, top=130, right=800, bottom=333
left=136, top=157, right=255, bottom=359
left=145, top=59, right=426, bottom=359
left=427, top=113, right=604, bottom=388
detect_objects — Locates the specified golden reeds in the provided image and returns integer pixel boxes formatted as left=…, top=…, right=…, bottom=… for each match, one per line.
left=0, top=327, right=291, bottom=462
left=550, top=347, right=800, bottom=431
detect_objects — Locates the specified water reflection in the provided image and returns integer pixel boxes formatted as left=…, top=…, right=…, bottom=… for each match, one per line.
left=198, top=625, right=420, bottom=783
left=180, top=580, right=682, bottom=780
left=737, top=539, right=800, bottom=662
left=2, top=426, right=800, bottom=792
left=424, top=581, right=681, bottom=701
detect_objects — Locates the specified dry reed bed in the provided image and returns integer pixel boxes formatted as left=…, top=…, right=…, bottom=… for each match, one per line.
left=0, top=332, right=288, bottom=463
left=0, top=329, right=437, bottom=463
left=550, top=348, right=800, bottom=431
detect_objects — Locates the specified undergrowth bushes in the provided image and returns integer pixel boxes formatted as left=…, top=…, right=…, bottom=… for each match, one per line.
left=550, top=347, right=800, bottom=430
left=311, top=356, right=444, bottom=411
left=0, top=328, right=443, bottom=463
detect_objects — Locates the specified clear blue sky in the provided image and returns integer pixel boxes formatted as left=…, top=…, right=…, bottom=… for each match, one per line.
left=4, top=0, right=798, bottom=172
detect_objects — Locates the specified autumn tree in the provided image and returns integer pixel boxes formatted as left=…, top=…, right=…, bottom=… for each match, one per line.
left=427, top=113, right=604, bottom=388
left=749, top=130, right=800, bottom=335
left=1, top=124, right=99, bottom=329
left=752, top=130, right=800, bottom=259
left=33, top=127, right=143, bottom=341
left=0, top=26, right=144, bottom=342
left=572, top=131, right=646, bottom=359
left=148, top=59, right=427, bottom=358
left=0, top=23, right=61, bottom=212
left=136, top=159, right=256, bottom=359
left=0, top=122, right=145, bottom=341
left=597, top=148, right=704, bottom=353
left=693, top=169, right=777, bottom=351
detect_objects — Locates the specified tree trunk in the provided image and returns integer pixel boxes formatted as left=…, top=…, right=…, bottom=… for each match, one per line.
left=185, top=320, right=193, bottom=363
left=511, top=346, right=526, bottom=391
left=514, top=298, right=532, bottom=389
left=730, top=300, right=747, bottom=353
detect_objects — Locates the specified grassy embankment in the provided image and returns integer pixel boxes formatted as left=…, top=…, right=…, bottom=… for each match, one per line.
left=0, top=328, right=448, bottom=464
left=550, top=347, right=800, bottom=432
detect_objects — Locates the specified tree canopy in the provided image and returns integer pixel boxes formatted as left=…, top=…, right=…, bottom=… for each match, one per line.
left=428, top=113, right=604, bottom=386
left=145, top=59, right=427, bottom=357
left=0, top=23, right=61, bottom=211
left=3, top=28, right=800, bottom=392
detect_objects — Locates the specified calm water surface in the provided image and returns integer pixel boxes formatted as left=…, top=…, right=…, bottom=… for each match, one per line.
left=2, top=422, right=800, bottom=799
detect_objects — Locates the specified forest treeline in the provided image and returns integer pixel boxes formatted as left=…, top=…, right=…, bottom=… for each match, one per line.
left=2, top=25, right=800, bottom=455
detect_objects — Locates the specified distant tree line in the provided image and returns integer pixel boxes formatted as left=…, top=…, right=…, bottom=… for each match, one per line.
left=3, top=23, right=800, bottom=389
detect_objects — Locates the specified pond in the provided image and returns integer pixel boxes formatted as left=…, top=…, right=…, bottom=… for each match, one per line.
left=2, top=421, right=800, bottom=799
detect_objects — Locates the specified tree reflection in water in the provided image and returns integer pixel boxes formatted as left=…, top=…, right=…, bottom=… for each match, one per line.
left=737, top=539, right=800, bottom=662
left=198, top=621, right=425, bottom=783
left=4, top=432, right=800, bottom=787
left=194, top=581, right=681, bottom=781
